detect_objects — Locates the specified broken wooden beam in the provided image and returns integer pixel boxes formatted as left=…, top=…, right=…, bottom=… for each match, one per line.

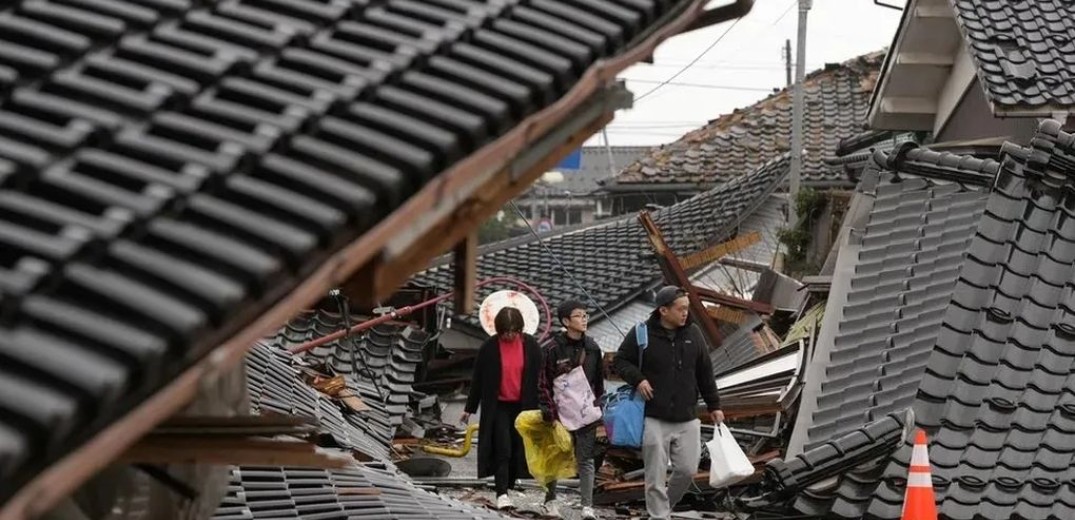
left=453, top=233, right=478, bottom=315
left=694, top=287, right=774, bottom=314
left=151, top=415, right=318, bottom=437
left=638, top=211, right=724, bottom=349
left=679, top=232, right=761, bottom=271
left=706, top=306, right=748, bottom=325
left=119, top=436, right=351, bottom=468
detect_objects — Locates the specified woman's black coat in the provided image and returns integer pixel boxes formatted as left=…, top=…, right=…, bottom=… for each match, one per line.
left=464, top=333, right=543, bottom=479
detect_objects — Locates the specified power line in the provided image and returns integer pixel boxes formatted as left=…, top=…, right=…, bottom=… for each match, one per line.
left=633, top=16, right=743, bottom=103
left=607, top=120, right=706, bottom=126
left=603, top=130, right=693, bottom=136
left=773, top=0, right=798, bottom=25
left=606, top=123, right=704, bottom=129
left=508, top=201, right=627, bottom=338
left=636, top=61, right=820, bottom=71
left=621, top=79, right=773, bottom=92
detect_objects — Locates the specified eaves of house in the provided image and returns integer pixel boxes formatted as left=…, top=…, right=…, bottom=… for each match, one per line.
left=0, top=0, right=758, bottom=514
left=869, top=0, right=1075, bottom=137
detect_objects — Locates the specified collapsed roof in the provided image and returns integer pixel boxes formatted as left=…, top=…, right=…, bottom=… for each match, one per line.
left=605, top=51, right=885, bottom=191
left=411, top=155, right=789, bottom=341
left=215, top=313, right=505, bottom=520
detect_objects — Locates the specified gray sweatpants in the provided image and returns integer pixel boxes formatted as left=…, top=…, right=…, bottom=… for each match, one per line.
left=546, top=422, right=597, bottom=507
left=642, top=417, right=701, bottom=520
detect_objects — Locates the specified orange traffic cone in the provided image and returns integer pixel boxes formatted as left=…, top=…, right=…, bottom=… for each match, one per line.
left=901, top=429, right=938, bottom=520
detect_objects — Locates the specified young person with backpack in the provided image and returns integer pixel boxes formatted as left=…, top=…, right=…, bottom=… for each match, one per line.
left=613, top=286, right=724, bottom=520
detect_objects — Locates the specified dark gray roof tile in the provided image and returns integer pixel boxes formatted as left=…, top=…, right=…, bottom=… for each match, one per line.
left=952, top=1, right=1075, bottom=111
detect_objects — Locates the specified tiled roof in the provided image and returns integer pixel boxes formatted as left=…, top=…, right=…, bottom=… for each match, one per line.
left=219, top=314, right=499, bottom=520
left=863, top=120, right=1075, bottom=519
left=273, top=310, right=430, bottom=431
left=791, top=171, right=990, bottom=517
left=608, top=52, right=883, bottom=189
left=712, top=313, right=782, bottom=377
left=588, top=300, right=653, bottom=352
left=0, top=0, right=693, bottom=499
left=951, top=0, right=1075, bottom=113
left=411, top=155, right=790, bottom=339
left=692, top=194, right=785, bottom=299
left=212, top=465, right=505, bottom=520
left=759, top=414, right=906, bottom=504
left=823, top=132, right=918, bottom=183
left=802, top=176, right=988, bottom=451
left=246, top=309, right=433, bottom=460
left=759, top=120, right=1075, bottom=519
left=552, top=145, right=651, bottom=196
left=247, top=339, right=394, bottom=463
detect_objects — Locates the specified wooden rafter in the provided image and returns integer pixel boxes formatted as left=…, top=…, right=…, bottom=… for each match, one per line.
left=453, top=233, right=478, bottom=315
left=638, top=211, right=724, bottom=348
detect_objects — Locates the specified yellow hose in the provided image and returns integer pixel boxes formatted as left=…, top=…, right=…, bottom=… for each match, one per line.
left=422, top=424, right=479, bottom=457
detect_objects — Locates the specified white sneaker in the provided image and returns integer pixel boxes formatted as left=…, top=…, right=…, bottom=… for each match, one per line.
left=496, top=494, right=514, bottom=510
left=540, top=500, right=561, bottom=518
left=581, top=506, right=597, bottom=519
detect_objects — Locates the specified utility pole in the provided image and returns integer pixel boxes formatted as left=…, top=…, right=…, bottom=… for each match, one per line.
left=788, top=0, right=811, bottom=224
left=784, top=39, right=792, bottom=87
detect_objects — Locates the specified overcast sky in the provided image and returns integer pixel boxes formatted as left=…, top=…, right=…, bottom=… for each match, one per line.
left=587, top=0, right=904, bottom=147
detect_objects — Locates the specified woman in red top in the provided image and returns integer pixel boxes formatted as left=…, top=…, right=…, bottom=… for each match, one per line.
left=461, top=306, right=542, bottom=510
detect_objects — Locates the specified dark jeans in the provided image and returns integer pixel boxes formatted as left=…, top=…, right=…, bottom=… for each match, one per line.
left=493, top=401, right=525, bottom=495
left=546, top=422, right=598, bottom=506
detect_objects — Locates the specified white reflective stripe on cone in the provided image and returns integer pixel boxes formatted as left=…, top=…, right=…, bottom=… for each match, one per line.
left=911, top=444, right=930, bottom=466
left=907, top=472, right=933, bottom=488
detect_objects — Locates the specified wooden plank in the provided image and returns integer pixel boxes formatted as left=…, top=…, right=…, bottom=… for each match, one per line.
left=453, top=233, right=478, bottom=315
left=679, top=231, right=761, bottom=271
left=695, top=286, right=774, bottom=314
left=152, top=415, right=318, bottom=436
left=158, top=415, right=313, bottom=428
left=706, top=306, right=747, bottom=325
left=119, top=436, right=350, bottom=468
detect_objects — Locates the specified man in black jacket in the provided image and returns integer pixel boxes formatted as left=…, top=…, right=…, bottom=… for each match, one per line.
left=613, top=286, right=723, bottom=520
left=539, top=300, right=604, bottom=519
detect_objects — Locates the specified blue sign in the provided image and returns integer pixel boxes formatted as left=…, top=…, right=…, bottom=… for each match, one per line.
left=556, top=149, right=582, bottom=170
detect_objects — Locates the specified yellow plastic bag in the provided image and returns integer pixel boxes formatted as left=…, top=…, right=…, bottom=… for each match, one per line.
left=514, top=410, right=576, bottom=487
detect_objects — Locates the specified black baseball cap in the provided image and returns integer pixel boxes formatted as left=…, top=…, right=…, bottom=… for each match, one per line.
left=654, top=286, right=687, bottom=308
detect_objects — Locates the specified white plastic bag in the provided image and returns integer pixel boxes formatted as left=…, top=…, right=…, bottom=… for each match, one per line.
left=707, top=423, right=754, bottom=488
